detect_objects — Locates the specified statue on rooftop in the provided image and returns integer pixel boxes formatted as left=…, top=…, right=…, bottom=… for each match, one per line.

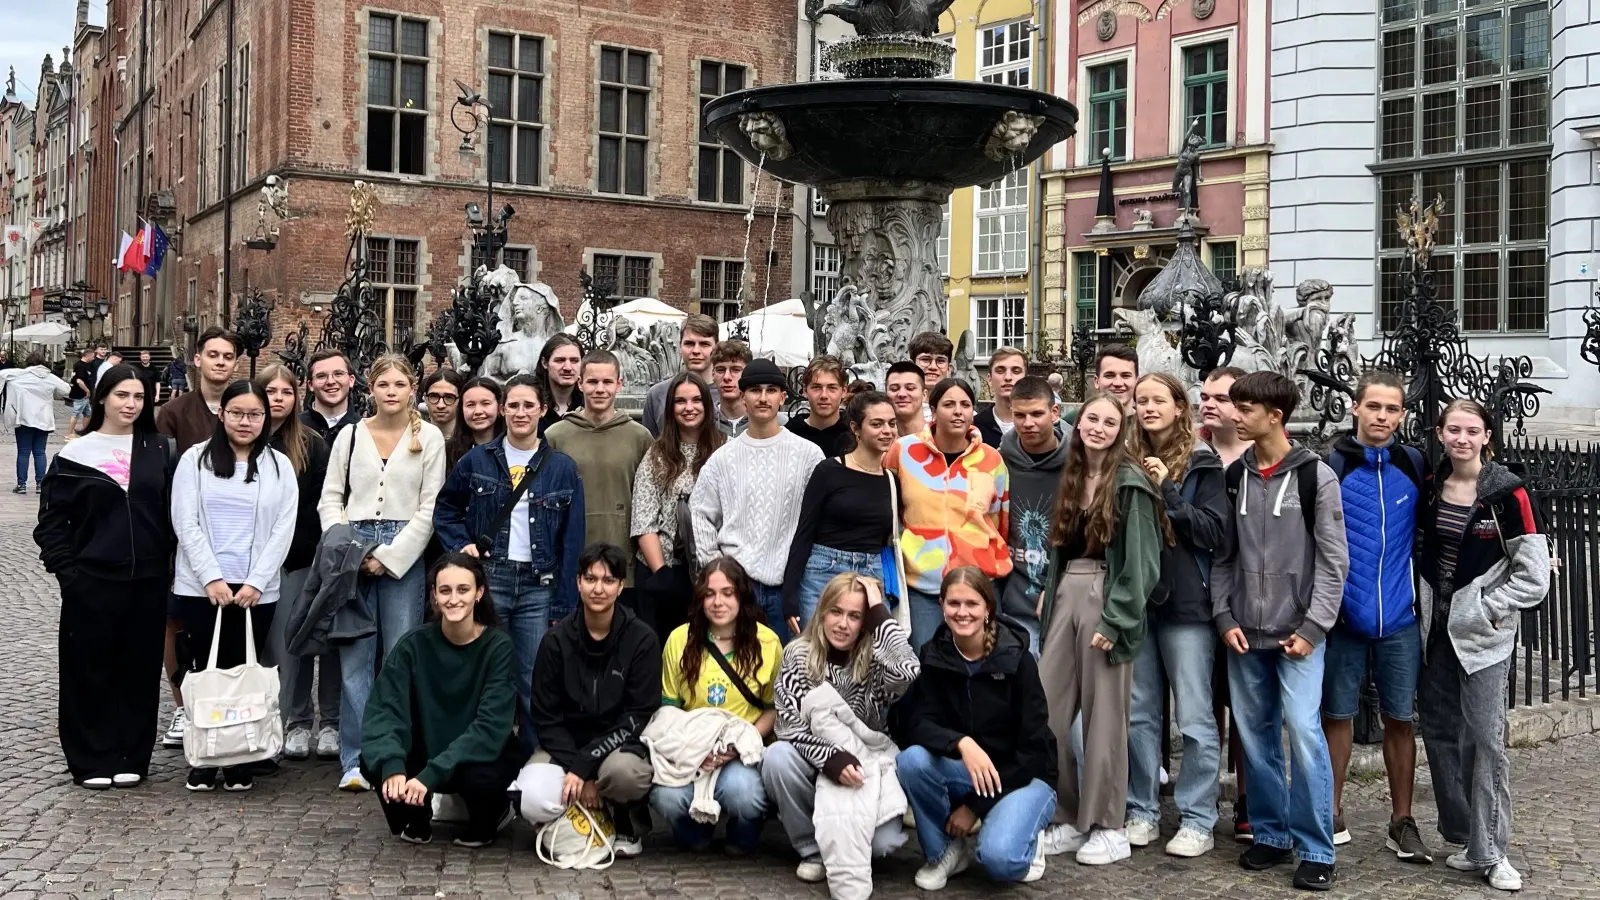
left=1173, top=120, right=1205, bottom=212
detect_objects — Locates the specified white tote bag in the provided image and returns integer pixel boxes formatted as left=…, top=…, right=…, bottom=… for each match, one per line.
left=535, top=803, right=616, bottom=871
left=183, top=607, right=283, bottom=768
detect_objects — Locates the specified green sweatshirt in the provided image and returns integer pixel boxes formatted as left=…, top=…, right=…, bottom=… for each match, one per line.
left=1040, top=461, right=1164, bottom=665
left=360, top=622, right=518, bottom=788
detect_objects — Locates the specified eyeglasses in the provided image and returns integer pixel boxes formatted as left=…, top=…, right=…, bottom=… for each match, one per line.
left=311, top=372, right=349, bottom=383
left=915, top=354, right=951, bottom=367
left=223, top=410, right=266, bottom=424
left=425, top=392, right=460, bottom=404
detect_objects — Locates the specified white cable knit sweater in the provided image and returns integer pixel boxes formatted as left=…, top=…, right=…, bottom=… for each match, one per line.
left=641, top=706, right=766, bottom=824
left=690, top=428, right=823, bottom=585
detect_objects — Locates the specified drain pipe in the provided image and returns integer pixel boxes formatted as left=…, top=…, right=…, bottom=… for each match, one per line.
left=1028, top=1, right=1049, bottom=356
left=802, top=16, right=818, bottom=314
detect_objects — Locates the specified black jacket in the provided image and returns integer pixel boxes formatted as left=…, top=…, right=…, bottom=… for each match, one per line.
left=1150, top=447, right=1229, bottom=624
left=34, top=430, right=176, bottom=582
left=896, top=620, right=1057, bottom=816
left=271, top=428, right=331, bottom=572
left=300, top=405, right=361, bottom=445
left=284, top=522, right=380, bottom=657
left=528, top=603, right=661, bottom=781
left=974, top=405, right=1005, bottom=449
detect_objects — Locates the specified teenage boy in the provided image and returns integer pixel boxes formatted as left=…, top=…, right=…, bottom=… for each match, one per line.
left=885, top=361, right=927, bottom=436
left=301, top=349, right=362, bottom=443
left=908, top=331, right=953, bottom=385
left=1319, top=370, right=1430, bottom=862
left=975, top=346, right=1028, bottom=447
left=67, top=346, right=97, bottom=438
left=95, top=348, right=124, bottom=387
left=709, top=340, right=753, bottom=436
left=786, top=354, right=850, bottom=455
left=546, top=350, right=655, bottom=594
left=1214, top=371, right=1349, bottom=892
left=523, top=542, right=660, bottom=858
left=641, top=314, right=718, bottom=437
left=997, top=376, right=1066, bottom=654
left=690, top=358, right=824, bottom=643
left=1062, top=345, right=1139, bottom=427
left=1200, top=366, right=1252, bottom=468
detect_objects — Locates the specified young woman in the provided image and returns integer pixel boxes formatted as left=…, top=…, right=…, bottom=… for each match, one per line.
left=319, top=354, right=448, bottom=792
left=1418, top=400, right=1549, bottom=893
left=631, top=372, right=725, bottom=637
left=782, top=391, right=901, bottom=635
left=171, top=380, right=299, bottom=792
left=360, top=553, right=521, bottom=848
left=1124, top=373, right=1228, bottom=857
left=1034, top=391, right=1164, bottom=866
left=536, top=334, right=584, bottom=435
left=258, top=364, right=339, bottom=761
left=764, top=572, right=920, bottom=885
left=35, top=365, right=174, bottom=789
left=421, top=368, right=465, bottom=442
left=2, top=351, right=71, bottom=493
left=895, top=567, right=1056, bottom=890
left=651, top=557, right=783, bottom=855
left=884, top=378, right=1012, bottom=650
left=447, top=376, right=504, bottom=468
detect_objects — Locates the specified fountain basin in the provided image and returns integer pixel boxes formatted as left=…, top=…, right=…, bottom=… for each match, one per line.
left=703, top=79, right=1078, bottom=192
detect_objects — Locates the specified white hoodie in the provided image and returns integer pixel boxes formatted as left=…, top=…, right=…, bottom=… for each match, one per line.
left=1, top=365, right=71, bottom=432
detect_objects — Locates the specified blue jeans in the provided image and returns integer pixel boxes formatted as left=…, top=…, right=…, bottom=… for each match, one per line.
left=896, top=745, right=1055, bottom=881
left=1127, top=620, right=1220, bottom=833
left=797, top=545, right=885, bottom=631
left=908, top=588, right=944, bottom=651
left=337, top=520, right=426, bottom=773
left=485, top=560, right=553, bottom=758
left=1322, top=620, right=1421, bottom=721
left=1228, top=643, right=1336, bottom=865
left=753, top=582, right=789, bottom=644
left=15, top=426, right=47, bottom=487
left=649, top=760, right=768, bottom=852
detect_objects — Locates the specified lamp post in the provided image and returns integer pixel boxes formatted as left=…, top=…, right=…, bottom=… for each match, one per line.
left=451, top=80, right=515, bottom=270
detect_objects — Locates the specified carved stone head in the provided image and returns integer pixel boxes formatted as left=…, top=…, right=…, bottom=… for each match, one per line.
left=1296, top=278, right=1333, bottom=309
left=984, top=110, right=1044, bottom=161
left=739, top=112, right=792, bottom=161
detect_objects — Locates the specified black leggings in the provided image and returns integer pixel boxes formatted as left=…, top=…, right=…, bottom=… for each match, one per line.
left=361, top=745, right=521, bottom=842
left=177, top=593, right=276, bottom=775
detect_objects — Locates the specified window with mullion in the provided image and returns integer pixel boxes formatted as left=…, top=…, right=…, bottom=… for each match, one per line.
left=366, top=13, right=430, bottom=175
left=487, top=33, right=544, bottom=187
left=811, top=244, right=841, bottom=300
left=979, top=21, right=1031, bottom=87
left=1073, top=252, right=1097, bottom=326
left=698, top=62, right=746, bottom=204
left=975, top=170, right=1028, bottom=275
left=1182, top=41, right=1228, bottom=148
left=365, top=237, right=421, bottom=344
left=974, top=296, right=1025, bottom=358
left=598, top=47, right=651, bottom=196
left=1087, top=61, right=1128, bottom=161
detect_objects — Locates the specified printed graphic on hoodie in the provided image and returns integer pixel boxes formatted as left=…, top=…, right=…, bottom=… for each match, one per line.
left=1010, top=498, right=1052, bottom=591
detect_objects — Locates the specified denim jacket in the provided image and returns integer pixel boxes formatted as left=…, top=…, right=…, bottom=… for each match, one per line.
left=434, top=437, right=586, bottom=618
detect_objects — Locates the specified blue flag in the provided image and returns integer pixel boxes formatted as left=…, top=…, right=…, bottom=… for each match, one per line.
left=142, top=223, right=169, bottom=276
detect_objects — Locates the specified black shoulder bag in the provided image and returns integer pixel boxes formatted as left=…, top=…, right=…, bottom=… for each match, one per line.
left=474, top=449, right=550, bottom=555
left=703, top=636, right=769, bottom=710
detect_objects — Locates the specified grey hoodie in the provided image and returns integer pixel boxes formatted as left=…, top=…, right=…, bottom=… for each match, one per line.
left=1213, top=443, right=1350, bottom=649
left=997, top=421, right=1070, bottom=630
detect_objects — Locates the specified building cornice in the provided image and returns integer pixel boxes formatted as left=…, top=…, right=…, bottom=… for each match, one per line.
left=1042, top=143, right=1273, bottom=181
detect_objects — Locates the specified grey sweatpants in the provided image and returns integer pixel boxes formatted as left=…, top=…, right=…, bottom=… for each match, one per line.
left=1038, top=559, right=1132, bottom=832
left=762, top=740, right=904, bottom=859
left=269, top=567, right=341, bottom=732
left=1418, top=631, right=1513, bottom=867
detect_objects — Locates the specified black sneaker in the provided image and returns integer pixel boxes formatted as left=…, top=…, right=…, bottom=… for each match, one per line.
left=1239, top=843, right=1293, bottom=871
left=1233, top=796, right=1253, bottom=843
left=1386, top=816, right=1434, bottom=864
left=399, top=821, right=433, bottom=845
left=454, top=805, right=516, bottom=848
left=1293, top=861, right=1335, bottom=891
left=185, top=768, right=218, bottom=792
left=1331, top=814, right=1350, bottom=846
left=222, top=767, right=254, bottom=792
left=11, top=485, right=25, bottom=495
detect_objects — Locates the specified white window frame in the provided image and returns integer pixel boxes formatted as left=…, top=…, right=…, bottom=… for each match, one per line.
left=811, top=243, right=841, bottom=300
left=972, top=295, right=1027, bottom=361
left=1076, top=46, right=1136, bottom=168
left=978, top=20, right=1032, bottom=87
left=973, top=169, right=1028, bottom=276
left=937, top=201, right=951, bottom=276
left=1167, top=27, right=1237, bottom=155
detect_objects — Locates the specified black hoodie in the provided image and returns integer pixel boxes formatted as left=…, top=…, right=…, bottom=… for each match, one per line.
left=1148, top=445, right=1229, bottom=624
left=896, top=620, right=1057, bottom=817
left=34, top=430, right=176, bottom=582
left=528, top=603, right=662, bottom=780
left=271, top=427, right=331, bottom=572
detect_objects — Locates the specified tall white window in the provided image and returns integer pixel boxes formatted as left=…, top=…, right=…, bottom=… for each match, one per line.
left=811, top=244, right=841, bottom=299
left=979, top=21, right=1031, bottom=86
left=937, top=202, right=951, bottom=276
left=974, top=296, right=1026, bottom=358
left=975, top=169, right=1027, bottom=274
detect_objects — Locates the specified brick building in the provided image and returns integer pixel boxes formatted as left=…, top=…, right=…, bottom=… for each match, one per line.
left=104, top=0, right=798, bottom=353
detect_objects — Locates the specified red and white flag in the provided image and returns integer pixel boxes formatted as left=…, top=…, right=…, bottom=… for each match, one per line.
left=2, top=224, right=22, bottom=260
left=119, top=223, right=150, bottom=272
left=115, top=231, right=134, bottom=267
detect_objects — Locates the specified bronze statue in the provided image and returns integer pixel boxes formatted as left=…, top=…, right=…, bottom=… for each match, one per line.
left=1172, top=120, right=1205, bottom=211
left=811, top=0, right=958, bottom=38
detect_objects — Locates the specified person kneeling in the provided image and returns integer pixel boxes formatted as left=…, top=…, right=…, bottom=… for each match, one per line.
left=520, top=543, right=661, bottom=858
left=896, top=568, right=1057, bottom=890
left=765, top=572, right=920, bottom=895
left=360, top=554, right=521, bottom=848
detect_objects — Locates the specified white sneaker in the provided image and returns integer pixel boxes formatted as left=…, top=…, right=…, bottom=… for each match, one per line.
left=1041, top=822, right=1088, bottom=856
left=1486, top=860, right=1522, bottom=891
left=315, top=726, right=340, bottom=759
left=1164, top=826, right=1215, bottom=858
left=1022, top=839, right=1046, bottom=882
left=614, top=835, right=643, bottom=858
left=914, top=836, right=971, bottom=891
left=338, top=768, right=371, bottom=792
left=1447, top=851, right=1483, bottom=872
left=1126, top=818, right=1159, bottom=847
left=81, top=777, right=113, bottom=790
left=162, top=709, right=187, bottom=748
left=111, top=773, right=142, bottom=788
left=796, top=855, right=826, bottom=883
left=283, top=727, right=311, bottom=760
left=1075, top=828, right=1132, bottom=866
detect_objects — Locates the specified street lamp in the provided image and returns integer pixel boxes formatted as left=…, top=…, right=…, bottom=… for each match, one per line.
left=451, top=80, right=514, bottom=270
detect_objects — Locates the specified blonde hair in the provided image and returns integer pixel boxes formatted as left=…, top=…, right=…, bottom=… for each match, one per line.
left=941, top=567, right=999, bottom=655
left=368, top=353, right=424, bottom=453
left=254, top=363, right=309, bottom=475
left=799, top=572, right=878, bottom=685
left=1438, top=398, right=1495, bottom=460
left=1130, top=372, right=1197, bottom=484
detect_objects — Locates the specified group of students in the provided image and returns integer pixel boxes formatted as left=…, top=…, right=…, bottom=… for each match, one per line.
left=32, top=316, right=1546, bottom=895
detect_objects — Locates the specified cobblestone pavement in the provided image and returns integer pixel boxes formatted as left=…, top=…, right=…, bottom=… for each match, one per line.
left=0, top=429, right=1597, bottom=899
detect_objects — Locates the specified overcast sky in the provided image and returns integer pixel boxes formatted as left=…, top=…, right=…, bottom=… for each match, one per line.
left=1, top=1, right=101, bottom=107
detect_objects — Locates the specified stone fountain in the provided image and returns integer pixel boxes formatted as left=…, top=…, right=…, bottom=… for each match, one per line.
left=702, top=0, right=1077, bottom=383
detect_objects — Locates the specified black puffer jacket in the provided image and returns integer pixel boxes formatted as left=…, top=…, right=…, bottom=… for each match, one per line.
left=34, top=430, right=176, bottom=581
left=897, top=620, right=1057, bottom=816
left=528, top=604, right=661, bottom=781
left=1149, top=445, right=1229, bottom=624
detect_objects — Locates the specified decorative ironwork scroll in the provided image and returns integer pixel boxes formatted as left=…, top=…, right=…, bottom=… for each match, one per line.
left=235, top=289, right=273, bottom=378
left=574, top=268, right=618, bottom=354
left=449, top=266, right=501, bottom=374
left=278, top=321, right=311, bottom=382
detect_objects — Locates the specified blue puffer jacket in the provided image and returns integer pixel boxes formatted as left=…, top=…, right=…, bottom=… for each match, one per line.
left=1328, top=434, right=1424, bottom=638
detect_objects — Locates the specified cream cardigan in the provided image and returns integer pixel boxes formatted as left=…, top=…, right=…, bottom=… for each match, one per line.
left=318, top=418, right=447, bottom=577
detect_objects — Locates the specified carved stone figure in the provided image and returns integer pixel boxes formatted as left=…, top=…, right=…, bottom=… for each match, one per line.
left=1113, top=306, right=1194, bottom=386
left=477, top=266, right=565, bottom=379
left=822, top=286, right=873, bottom=371
left=1284, top=278, right=1333, bottom=354
left=346, top=180, right=378, bottom=239
left=812, top=0, right=958, bottom=37
left=739, top=112, right=793, bottom=162
left=1097, top=10, right=1118, bottom=41
left=256, top=175, right=291, bottom=241
left=610, top=319, right=656, bottom=387
left=1172, top=122, right=1205, bottom=211
left=823, top=189, right=946, bottom=369
left=984, top=111, right=1045, bottom=162
left=1131, top=209, right=1154, bottom=230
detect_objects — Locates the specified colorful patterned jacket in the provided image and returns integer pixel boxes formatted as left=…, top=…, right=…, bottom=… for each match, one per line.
left=884, top=427, right=1012, bottom=594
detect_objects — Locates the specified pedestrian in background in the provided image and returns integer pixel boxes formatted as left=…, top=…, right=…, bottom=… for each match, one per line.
left=2, top=351, right=71, bottom=493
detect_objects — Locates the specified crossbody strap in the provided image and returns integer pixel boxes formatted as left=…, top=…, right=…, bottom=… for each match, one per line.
left=476, top=448, right=550, bottom=553
left=703, top=636, right=768, bottom=710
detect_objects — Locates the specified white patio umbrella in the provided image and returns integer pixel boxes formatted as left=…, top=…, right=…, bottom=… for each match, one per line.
left=4, top=321, right=74, bottom=344
left=721, top=299, right=813, bottom=368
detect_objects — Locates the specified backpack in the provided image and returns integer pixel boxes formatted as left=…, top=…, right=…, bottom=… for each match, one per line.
left=1325, top=441, right=1427, bottom=496
left=1224, top=457, right=1324, bottom=536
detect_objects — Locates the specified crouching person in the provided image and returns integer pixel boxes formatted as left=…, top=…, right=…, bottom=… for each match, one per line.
left=360, top=554, right=522, bottom=847
left=764, top=572, right=920, bottom=895
left=519, top=543, right=661, bottom=858
left=645, top=557, right=782, bottom=854
left=896, top=568, right=1058, bottom=891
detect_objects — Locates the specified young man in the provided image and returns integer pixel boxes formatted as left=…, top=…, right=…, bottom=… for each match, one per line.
left=1319, top=371, right=1430, bottom=861
left=301, top=349, right=362, bottom=444
left=524, top=542, right=660, bottom=857
left=67, top=346, right=98, bottom=438
left=709, top=340, right=753, bottom=436
left=974, top=346, right=1028, bottom=447
left=95, top=348, right=124, bottom=387
left=908, top=331, right=953, bottom=386
left=641, top=314, right=718, bottom=438
left=1214, top=371, right=1349, bottom=892
left=996, top=376, right=1066, bottom=653
left=546, top=350, right=655, bottom=592
left=690, top=358, right=824, bottom=643
left=1091, top=344, right=1138, bottom=412
left=885, top=360, right=927, bottom=436
left=132, top=350, right=160, bottom=404
left=1200, top=366, right=1252, bottom=468
left=785, top=354, right=850, bottom=455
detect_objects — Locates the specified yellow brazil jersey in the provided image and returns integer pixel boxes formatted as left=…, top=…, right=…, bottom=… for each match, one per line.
left=660, top=623, right=781, bottom=724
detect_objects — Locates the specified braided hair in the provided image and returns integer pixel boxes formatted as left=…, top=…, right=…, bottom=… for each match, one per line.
left=367, top=353, right=424, bottom=453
